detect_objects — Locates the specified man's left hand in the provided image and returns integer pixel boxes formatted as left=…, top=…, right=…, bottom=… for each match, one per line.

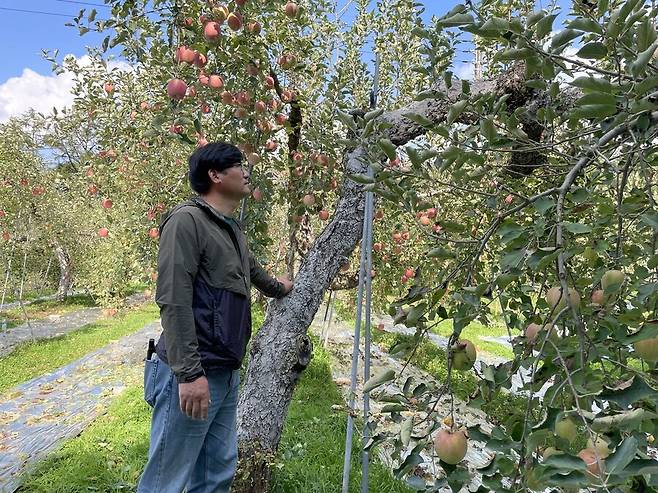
left=277, top=275, right=294, bottom=295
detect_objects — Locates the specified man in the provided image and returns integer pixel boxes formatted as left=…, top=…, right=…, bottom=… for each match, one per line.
left=137, top=142, right=293, bottom=493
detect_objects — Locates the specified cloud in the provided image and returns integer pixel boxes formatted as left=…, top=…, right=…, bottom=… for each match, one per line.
left=454, top=61, right=475, bottom=80
left=0, top=56, right=132, bottom=123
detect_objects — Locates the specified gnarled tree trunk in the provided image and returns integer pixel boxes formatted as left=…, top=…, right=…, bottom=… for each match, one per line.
left=234, top=68, right=575, bottom=492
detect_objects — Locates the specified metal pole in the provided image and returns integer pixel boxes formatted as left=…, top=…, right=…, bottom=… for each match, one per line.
left=341, top=186, right=372, bottom=493
left=361, top=186, right=375, bottom=493
left=324, top=294, right=335, bottom=348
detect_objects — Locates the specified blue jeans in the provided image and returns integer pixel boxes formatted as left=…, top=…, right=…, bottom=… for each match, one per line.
left=137, top=355, right=240, bottom=493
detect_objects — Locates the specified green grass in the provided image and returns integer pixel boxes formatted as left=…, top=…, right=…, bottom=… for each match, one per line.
left=20, top=320, right=413, bottom=493
left=432, top=319, right=515, bottom=360
left=371, top=330, right=528, bottom=426
left=0, top=294, right=98, bottom=330
left=0, top=302, right=160, bottom=394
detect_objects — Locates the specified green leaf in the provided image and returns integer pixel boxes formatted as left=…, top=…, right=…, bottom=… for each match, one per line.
left=536, top=14, right=558, bottom=38
left=378, top=139, right=397, bottom=161
left=640, top=212, right=658, bottom=230
left=632, top=41, right=658, bottom=77
left=400, top=416, right=413, bottom=447
left=380, top=403, right=407, bottom=413
left=336, top=110, right=357, bottom=132
left=402, top=112, right=435, bottom=128
left=478, top=17, right=511, bottom=36
left=551, top=29, right=581, bottom=49
left=348, top=173, right=375, bottom=184
left=480, top=118, right=497, bottom=142
left=526, top=10, right=546, bottom=28
left=562, top=222, right=592, bottom=234
left=427, top=247, right=455, bottom=259
left=567, top=17, right=603, bottom=33
left=569, top=104, right=617, bottom=119
left=543, top=454, right=587, bottom=471
left=438, top=13, right=474, bottom=27
left=447, top=100, right=468, bottom=124
left=533, top=197, right=555, bottom=214
left=363, top=369, right=396, bottom=393
left=591, top=408, right=651, bottom=432
left=570, top=76, right=613, bottom=93
left=576, top=92, right=616, bottom=105
left=599, top=377, right=658, bottom=409
left=576, top=42, right=607, bottom=59
left=364, top=108, right=384, bottom=122
left=606, top=437, right=638, bottom=474
left=496, top=48, right=533, bottom=61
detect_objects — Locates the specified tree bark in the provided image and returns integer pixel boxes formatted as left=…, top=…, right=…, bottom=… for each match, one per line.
left=54, top=244, right=72, bottom=302
left=234, top=68, right=577, bottom=492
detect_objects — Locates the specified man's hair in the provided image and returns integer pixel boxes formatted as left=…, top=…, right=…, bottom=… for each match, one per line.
left=188, top=142, right=244, bottom=194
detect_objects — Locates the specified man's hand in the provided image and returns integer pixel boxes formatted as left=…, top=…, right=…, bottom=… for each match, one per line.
left=277, top=275, right=294, bottom=295
left=179, top=376, right=210, bottom=420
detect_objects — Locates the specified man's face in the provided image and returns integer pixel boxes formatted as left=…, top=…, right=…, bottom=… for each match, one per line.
left=213, top=163, right=251, bottom=199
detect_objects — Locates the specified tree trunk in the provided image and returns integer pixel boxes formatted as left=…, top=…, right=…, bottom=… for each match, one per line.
left=234, top=67, right=577, bottom=492
left=54, top=244, right=72, bottom=302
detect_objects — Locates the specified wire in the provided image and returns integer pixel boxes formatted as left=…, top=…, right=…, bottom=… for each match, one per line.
left=54, top=0, right=111, bottom=7
left=0, top=6, right=73, bottom=17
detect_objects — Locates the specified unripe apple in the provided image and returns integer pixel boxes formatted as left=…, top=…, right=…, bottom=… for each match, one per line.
left=451, top=339, right=476, bottom=371
left=542, top=446, right=562, bottom=460
left=227, top=12, right=242, bottom=31
left=525, top=323, right=558, bottom=345
left=546, top=286, right=581, bottom=311
left=101, top=198, right=113, bottom=209
left=601, top=269, right=625, bottom=291
left=554, top=416, right=578, bottom=443
left=203, top=21, right=221, bottom=41
left=318, top=210, right=329, bottom=221
left=167, top=79, right=188, bottom=100
left=591, top=289, right=606, bottom=305
left=634, top=336, right=658, bottom=362
left=586, top=434, right=611, bottom=458
left=302, top=194, right=316, bottom=206
left=433, top=428, right=468, bottom=464
left=98, top=227, right=109, bottom=238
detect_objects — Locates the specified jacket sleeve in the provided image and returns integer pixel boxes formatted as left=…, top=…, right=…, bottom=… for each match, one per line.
left=249, top=253, right=287, bottom=298
left=155, top=210, right=204, bottom=382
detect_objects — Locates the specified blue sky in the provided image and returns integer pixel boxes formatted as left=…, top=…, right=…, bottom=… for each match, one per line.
left=0, top=0, right=571, bottom=121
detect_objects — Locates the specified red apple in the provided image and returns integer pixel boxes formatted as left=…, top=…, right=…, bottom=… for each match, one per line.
left=175, top=45, right=197, bottom=64
left=88, top=184, right=99, bottom=195
left=98, top=227, right=109, bottom=238
left=209, top=75, right=224, bottom=89
left=252, top=188, right=263, bottom=201
left=318, top=210, right=329, bottom=220
left=194, top=53, right=207, bottom=68
left=246, top=21, right=261, bottom=34
left=167, top=78, right=187, bottom=100
left=148, top=227, right=160, bottom=238
left=101, top=198, right=113, bottom=209
left=265, top=140, right=278, bottom=151
left=220, top=91, right=234, bottom=105
left=227, top=12, right=242, bottom=31
left=302, top=194, right=316, bottom=206
left=275, top=113, right=288, bottom=125
left=204, top=21, right=221, bottom=41
left=103, top=82, right=114, bottom=93
left=265, top=76, right=275, bottom=89
left=284, top=2, right=299, bottom=17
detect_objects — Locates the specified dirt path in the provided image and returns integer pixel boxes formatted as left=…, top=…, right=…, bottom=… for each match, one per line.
left=0, top=320, right=161, bottom=493
left=0, top=293, right=150, bottom=358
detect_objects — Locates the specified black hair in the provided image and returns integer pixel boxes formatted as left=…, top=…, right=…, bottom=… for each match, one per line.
left=188, top=142, right=243, bottom=194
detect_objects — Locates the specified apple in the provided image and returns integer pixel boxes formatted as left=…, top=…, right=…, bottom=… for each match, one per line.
left=204, top=21, right=221, bottom=41
left=167, top=78, right=187, bottom=99
left=247, top=152, right=261, bottom=165
left=318, top=210, right=329, bottom=220
left=302, top=194, right=316, bottom=206
left=213, top=5, right=229, bottom=22
left=542, top=447, right=562, bottom=460
left=221, top=91, right=234, bottom=105
left=634, top=336, right=658, bottom=362
left=451, top=339, right=476, bottom=371
left=601, top=269, right=625, bottom=291
left=103, top=82, right=114, bottom=93
left=281, top=89, right=294, bottom=102
left=0, top=211, right=5, bottom=217
left=426, top=208, right=437, bottom=218
left=87, top=184, right=99, bottom=195
left=524, top=323, right=558, bottom=345
left=586, top=435, right=611, bottom=459
left=98, top=227, right=109, bottom=238
left=546, top=286, right=581, bottom=311
left=246, top=21, right=261, bottom=34
left=275, top=113, right=288, bottom=125
left=194, top=53, right=207, bottom=68
left=197, top=137, right=208, bottom=147
left=246, top=63, right=260, bottom=76
left=591, top=289, right=606, bottom=305
left=227, top=12, right=242, bottom=31
left=265, top=140, right=278, bottom=152
left=234, top=108, right=248, bottom=119
left=265, top=76, right=275, bottom=89
left=169, top=124, right=183, bottom=134
left=186, top=85, right=197, bottom=97
left=373, top=242, right=383, bottom=252
left=201, top=103, right=211, bottom=114
left=148, top=227, right=160, bottom=238
left=578, top=448, right=604, bottom=478
left=209, top=75, right=224, bottom=89
left=235, top=91, right=251, bottom=105
left=284, top=2, right=299, bottom=18
left=504, top=194, right=514, bottom=204
left=419, top=215, right=431, bottom=226
left=375, top=209, right=384, bottom=220
left=433, top=428, right=468, bottom=464
left=376, top=323, right=385, bottom=332
left=400, top=275, right=409, bottom=284
left=1, top=232, right=9, bottom=241
left=252, top=188, right=263, bottom=201
left=175, top=45, right=197, bottom=64
left=404, top=268, right=414, bottom=278
left=254, top=101, right=267, bottom=113
left=101, top=198, right=113, bottom=209
left=554, top=416, right=578, bottom=443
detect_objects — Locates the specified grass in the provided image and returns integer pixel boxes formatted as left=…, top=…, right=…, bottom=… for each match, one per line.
left=19, top=317, right=414, bottom=493
left=0, top=294, right=98, bottom=330
left=0, top=302, right=160, bottom=394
